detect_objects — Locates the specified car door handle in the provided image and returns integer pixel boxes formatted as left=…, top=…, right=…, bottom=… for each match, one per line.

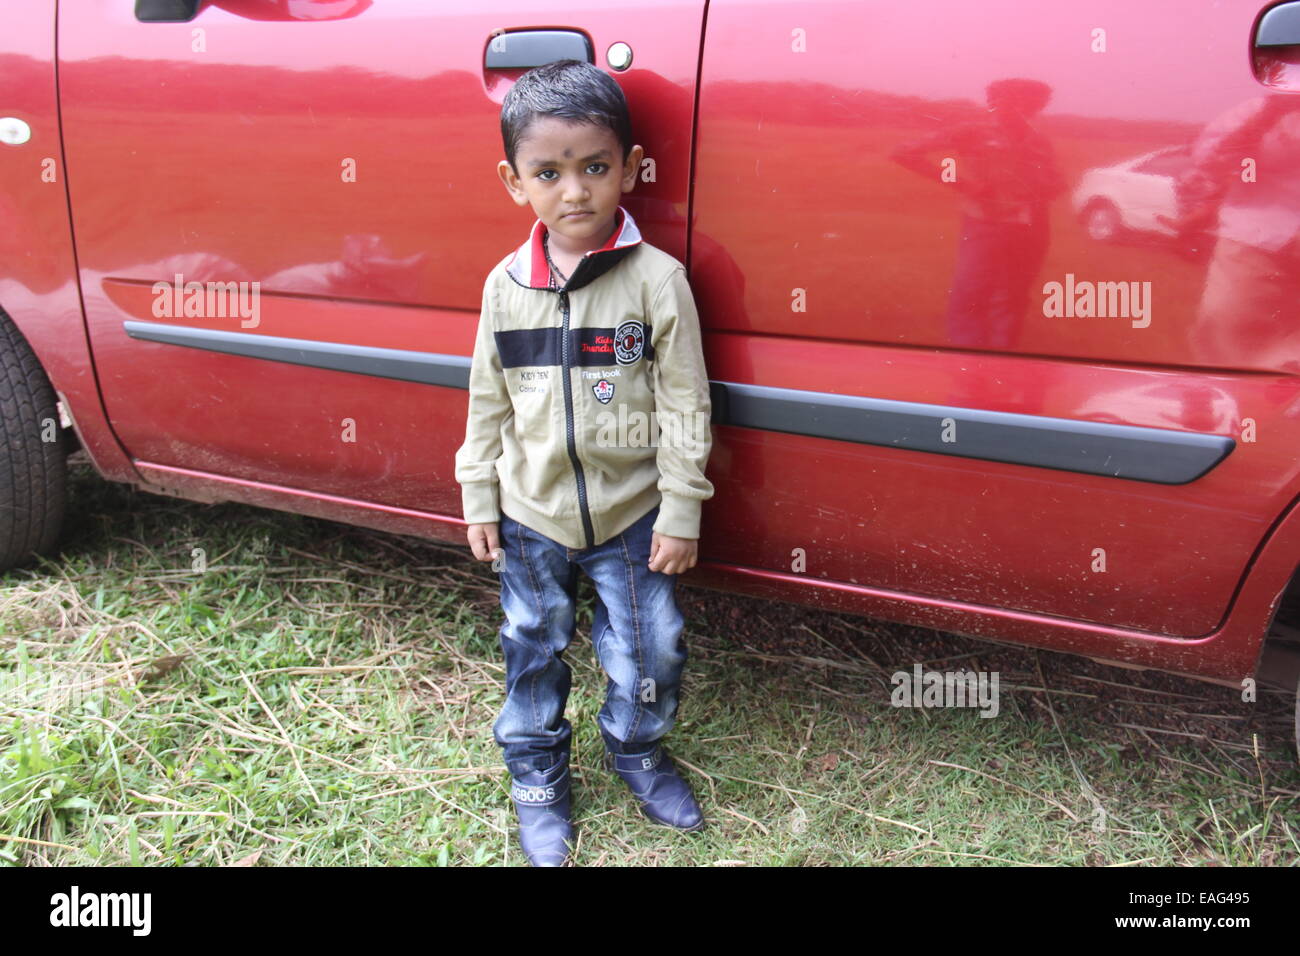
left=1256, top=1, right=1300, bottom=45
left=484, top=29, right=593, bottom=69
left=135, top=0, right=201, bottom=20
left=1254, top=1, right=1300, bottom=88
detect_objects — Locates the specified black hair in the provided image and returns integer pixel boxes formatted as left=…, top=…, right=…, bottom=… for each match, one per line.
left=500, top=59, right=634, bottom=173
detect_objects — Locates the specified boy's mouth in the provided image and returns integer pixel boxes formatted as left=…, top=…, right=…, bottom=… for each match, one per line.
left=562, top=210, right=593, bottom=219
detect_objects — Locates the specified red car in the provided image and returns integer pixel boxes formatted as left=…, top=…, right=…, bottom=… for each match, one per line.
left=3, top=1, right=1299, bottom=738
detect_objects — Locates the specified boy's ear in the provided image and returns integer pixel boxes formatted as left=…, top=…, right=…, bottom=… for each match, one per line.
left=621, top=144, right=645, bottom=192
left=497, top=159, right=531, bottom=206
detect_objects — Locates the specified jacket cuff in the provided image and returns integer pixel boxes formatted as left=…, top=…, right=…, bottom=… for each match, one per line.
left=652, top=492, right=703, bottom=540
left=461, top=481, right=501, bottom=525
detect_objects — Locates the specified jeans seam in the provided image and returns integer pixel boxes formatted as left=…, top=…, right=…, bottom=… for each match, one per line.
left=593, top=595, right=617, bottom=738
left=513, top=518, right=548, bottom=739
left=618, top=526, right=646, bottom=748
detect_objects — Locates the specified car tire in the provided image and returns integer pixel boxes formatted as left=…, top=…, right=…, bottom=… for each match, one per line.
left=0, top=308, right=67, bottom=572
left=1294, top=678, right=1299, bottom=766
left=1083, top=200, right=1123, bottom=242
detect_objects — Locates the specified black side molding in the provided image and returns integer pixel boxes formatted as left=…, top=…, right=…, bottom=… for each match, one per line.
left=123, top=320, right=469, bottom=388
left=711, top=381, right=1233, bottom=485
left=123, top=320, right=1234, bottom=484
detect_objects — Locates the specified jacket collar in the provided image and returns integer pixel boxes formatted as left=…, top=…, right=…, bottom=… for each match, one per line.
left=505, top=204, right=643, bottom=292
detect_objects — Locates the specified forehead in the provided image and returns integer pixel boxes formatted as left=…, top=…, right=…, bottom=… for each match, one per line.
left=517, top=116, right=619, bottom=160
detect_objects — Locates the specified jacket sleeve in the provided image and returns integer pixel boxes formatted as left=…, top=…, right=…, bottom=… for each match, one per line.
left=649, top=266, right=714, bottom=540
left=454, top=272, right=513, bottom=524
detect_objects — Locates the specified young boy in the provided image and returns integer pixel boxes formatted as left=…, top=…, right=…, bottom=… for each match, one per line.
left=454, top=59, right=715, bottom=866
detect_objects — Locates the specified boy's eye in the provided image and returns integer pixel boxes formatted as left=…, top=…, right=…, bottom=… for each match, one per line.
left=537, top=164, right=608, bottom=181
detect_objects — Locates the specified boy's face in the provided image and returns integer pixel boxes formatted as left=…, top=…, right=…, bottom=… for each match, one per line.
left=498, top=115, right=643, bottom=254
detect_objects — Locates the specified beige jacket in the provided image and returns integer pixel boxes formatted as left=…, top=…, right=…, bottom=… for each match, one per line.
left=455, top=206, right=714, bottom=549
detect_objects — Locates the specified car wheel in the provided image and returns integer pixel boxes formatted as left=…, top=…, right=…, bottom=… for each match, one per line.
left=0, top=308, right=67, bottom=572
left=1083, top=201, right=1123, bottom=242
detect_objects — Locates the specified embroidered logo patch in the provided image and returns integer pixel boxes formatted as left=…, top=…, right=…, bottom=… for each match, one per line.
left=614, top=320, right=645, bottom=365
left=592, top=378, right=615, bottom=404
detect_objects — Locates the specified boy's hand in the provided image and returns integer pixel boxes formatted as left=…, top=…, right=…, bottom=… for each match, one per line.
left=467, top=522, right=501, bottom=563
left=648, top=532, right=698, bottom=575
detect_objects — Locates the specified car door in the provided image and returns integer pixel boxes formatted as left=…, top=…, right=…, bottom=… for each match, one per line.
left=61, top=0, right=704, bottom=521
left=691, top=0, right=1300, bottom=636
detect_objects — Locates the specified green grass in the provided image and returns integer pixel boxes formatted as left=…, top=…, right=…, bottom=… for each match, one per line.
left=1, top=461, right=1296, bottom=866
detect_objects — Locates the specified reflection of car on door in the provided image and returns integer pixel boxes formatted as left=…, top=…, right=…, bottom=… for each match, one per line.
left=1072, top=147, right=1190, bottom=242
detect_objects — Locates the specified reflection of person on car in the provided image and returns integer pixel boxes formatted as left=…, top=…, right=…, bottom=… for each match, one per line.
left=892, top=78, right=1064, bottom=350
left=1163, top=81, right=1300, bottom=374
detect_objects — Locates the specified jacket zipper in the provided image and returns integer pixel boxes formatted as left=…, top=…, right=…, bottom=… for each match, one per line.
left=558, top=288, right=596, bottom=549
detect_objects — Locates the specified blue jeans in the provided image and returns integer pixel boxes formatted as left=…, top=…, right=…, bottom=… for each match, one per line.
left=945, top=213, right=1050, bottom=349
left=493, top=504, right=687, bottom=777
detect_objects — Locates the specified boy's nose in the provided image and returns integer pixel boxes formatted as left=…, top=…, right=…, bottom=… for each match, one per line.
left=561, top=178, right=589, bottom=201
